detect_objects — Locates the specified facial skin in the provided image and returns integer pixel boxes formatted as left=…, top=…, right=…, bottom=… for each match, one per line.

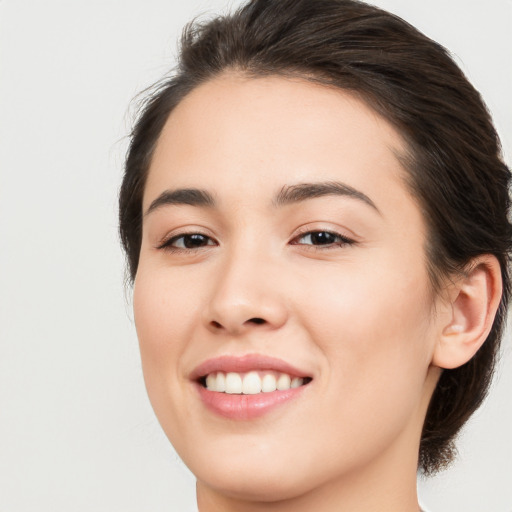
left=134, top=75, right=448, bottom=512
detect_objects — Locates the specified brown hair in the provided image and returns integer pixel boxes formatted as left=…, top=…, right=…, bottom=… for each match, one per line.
left=119, top=0, right=511, bottom=474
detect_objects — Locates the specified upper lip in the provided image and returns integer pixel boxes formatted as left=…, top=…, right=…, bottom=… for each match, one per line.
left=190, top=353, right=312, bottom=381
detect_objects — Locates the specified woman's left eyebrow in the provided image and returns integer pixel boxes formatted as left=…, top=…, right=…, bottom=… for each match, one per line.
left=273, top=181, right=380, bottom=214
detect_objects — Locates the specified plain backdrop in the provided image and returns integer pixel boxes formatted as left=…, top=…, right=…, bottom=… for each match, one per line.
left=0, top=1, right=511, bottom=511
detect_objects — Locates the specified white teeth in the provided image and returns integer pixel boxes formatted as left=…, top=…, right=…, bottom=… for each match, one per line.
left=276, top=373, right=291, bottom=391
left=291, top=377, right=304, bottom=388
left=261, top=373, right=277, bottom=393
left=225, top=372, right=243, bottom=394
left=242, top=371, right=262, bottom=395
left=204, top=371, right=308, bottom=394
left=205, top=373, right=217, bottom=391
left=216, top=372, right=226, bottom=392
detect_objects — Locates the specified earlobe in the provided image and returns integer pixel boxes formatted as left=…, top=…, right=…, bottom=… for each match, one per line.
left=432, top=255, right=502, bottom=370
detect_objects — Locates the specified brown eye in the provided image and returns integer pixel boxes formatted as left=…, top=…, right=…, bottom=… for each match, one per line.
left=159, top=233, right=216, bottom=251
left=293, top=231, right=353, bottom=247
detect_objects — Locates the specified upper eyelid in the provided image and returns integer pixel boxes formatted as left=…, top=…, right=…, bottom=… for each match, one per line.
left=156, top=234, right=352, bottom=255
left=157, top=231, right=217, bottom=250
left=291, top=225, right=356, bottom=241
left=157, top=226, right=216, bottom=243
left=291, top=230, right=354, bottom=245
left=154, top=226, right=356, bottom=250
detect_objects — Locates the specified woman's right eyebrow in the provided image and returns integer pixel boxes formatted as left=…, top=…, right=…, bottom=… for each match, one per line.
left=144, top=188, right=216, bottom=216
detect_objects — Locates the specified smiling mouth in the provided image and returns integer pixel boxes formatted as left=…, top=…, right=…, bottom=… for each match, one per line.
left=199, top=371, right=313, bottom=395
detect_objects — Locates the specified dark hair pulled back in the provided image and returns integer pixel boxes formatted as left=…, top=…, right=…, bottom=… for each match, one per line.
left=119, top=0, right=512, bottom=474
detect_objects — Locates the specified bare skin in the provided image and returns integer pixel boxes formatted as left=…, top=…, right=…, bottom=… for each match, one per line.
left=133, top=74, right=501, bottom=511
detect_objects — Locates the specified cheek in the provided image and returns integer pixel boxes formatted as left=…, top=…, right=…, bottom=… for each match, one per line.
left=133, top=275, right=173, bottom=363
left=133, top=265, right=202, bottom=353
left=287, top=260, right=435, bottom=472
left=132, top=265, right=208, bottom=442
left=298, top=252, right=434, bottom=405
left=132, top=266, right=200, bottom=398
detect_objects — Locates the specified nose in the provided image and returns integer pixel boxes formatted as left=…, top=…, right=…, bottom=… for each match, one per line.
left=203, top=246, right=288, bottom=336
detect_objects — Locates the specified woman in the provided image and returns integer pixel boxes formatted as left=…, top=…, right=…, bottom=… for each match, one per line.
left=119, top=0, right=511, bottom=510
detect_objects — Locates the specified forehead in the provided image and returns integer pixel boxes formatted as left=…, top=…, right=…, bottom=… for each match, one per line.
left=145, top=73, right=414, bottom=217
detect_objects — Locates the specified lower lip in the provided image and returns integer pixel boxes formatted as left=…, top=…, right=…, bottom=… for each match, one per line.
left=195, top=383, right=309, bottom=420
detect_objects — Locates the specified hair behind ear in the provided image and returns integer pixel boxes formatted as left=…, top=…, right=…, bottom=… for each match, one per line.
left=420, top=254, right=505, bottom=474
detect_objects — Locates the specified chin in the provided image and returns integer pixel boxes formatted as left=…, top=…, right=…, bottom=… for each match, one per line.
left=182, top=440, right=316, bottom=503
left=196, top=464, right=312, bottom=503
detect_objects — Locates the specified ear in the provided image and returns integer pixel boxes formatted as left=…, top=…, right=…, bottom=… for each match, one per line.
left=432, top=255, right=503, bottom=370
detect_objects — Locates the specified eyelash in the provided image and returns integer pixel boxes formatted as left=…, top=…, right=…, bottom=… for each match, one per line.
left=290, top=230, right=355, bottom=249
left=157, top=229, right=354, bottom=253
left=157, top=232, right=216, bottom=252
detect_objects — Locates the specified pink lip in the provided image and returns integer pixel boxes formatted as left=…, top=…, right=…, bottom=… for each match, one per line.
left=190, top=354, right=312, bottom=420
left=190, top=353, right=311, bottom=380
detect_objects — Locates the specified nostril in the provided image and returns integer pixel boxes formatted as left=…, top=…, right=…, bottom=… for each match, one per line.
left=208, top=317, right=267, bottom=331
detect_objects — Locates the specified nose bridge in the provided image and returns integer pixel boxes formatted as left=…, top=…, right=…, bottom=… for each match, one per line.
left=205, top=235, right=287, bottom=333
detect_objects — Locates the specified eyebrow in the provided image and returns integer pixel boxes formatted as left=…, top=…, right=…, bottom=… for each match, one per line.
left=273, top=181, right=379, bottom=213
left=145, top=188, right=216, bottom=216
left=144, top=180, right=379, bottom=217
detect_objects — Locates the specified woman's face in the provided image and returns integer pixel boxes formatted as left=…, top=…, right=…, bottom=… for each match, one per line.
left=134, top=75, right=443, bottom=502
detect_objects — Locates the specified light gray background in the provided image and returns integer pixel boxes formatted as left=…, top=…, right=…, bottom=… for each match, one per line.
left=0, top=1, right=510, bottom=511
